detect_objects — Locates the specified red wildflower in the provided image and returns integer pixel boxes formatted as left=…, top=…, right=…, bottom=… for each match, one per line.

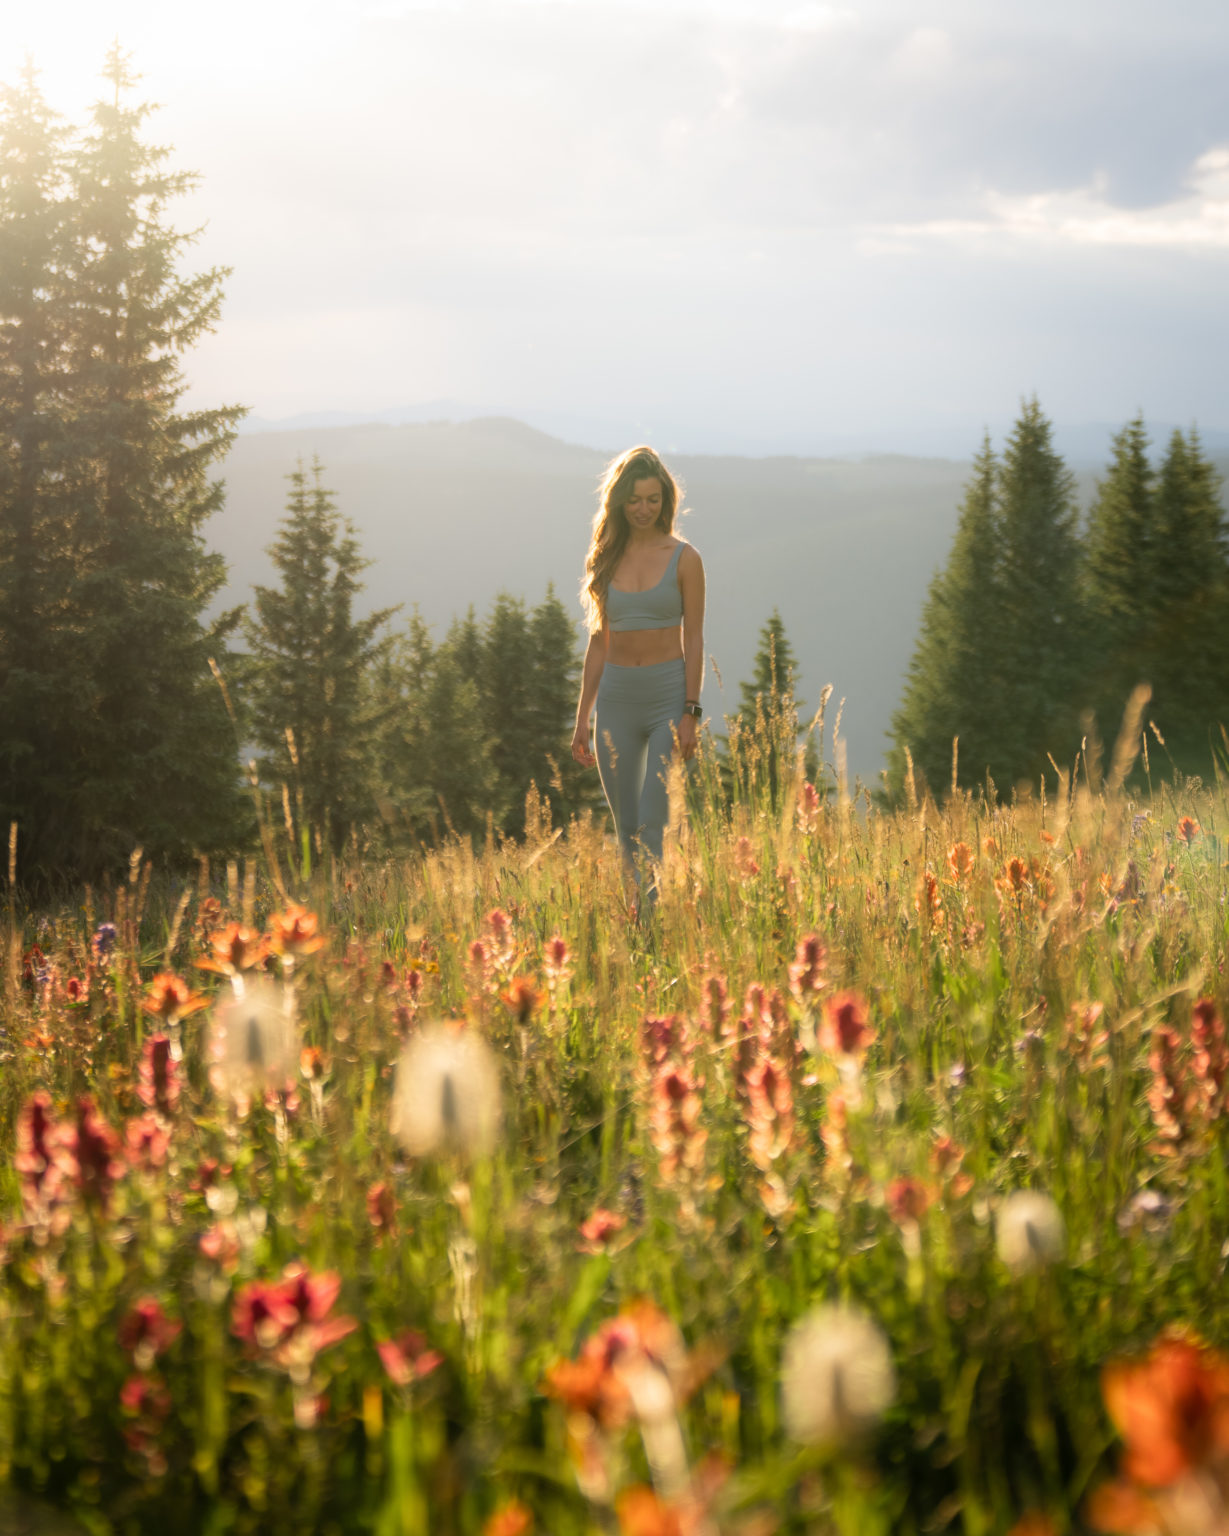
left=376, top=1329, right=444, bottom=1388
left=137, top=1034, right=179, bottom=1115
left=578, top=1206, right=626, bottom=1252
left=366, top=1180, right=397, bottom=1236
left=649, top=1063, right=707, bottom=1182
left=788, top=934, right=826, bottom=1002
left=231, top=1280, right=300, bottom=1350
left=818, top=992, right=876, bottom=1060
left=142, top=971, right=209, bottom=1025
left=885, top=1176, right=932, bottom=1227
left=797, top=779, right=822, bottom=834
left=697, top=973, right=729, bottom=1038
left=486, top=907, right=514, bottom=965
left=65, top=1095, right=123, bottom=1209
left=744, top=1055, right=794, bottom=1172
left=199, top=1222, right=241, bottom=1272
left=119, top=1298, right=182, bottom=1366
left=543, top=934, right=571, bottom=980
left=1176, top=816, right=1202, bottom=845
left=124, top=1114, right=170, bottom=1170
left=14, top=1091, right=67, bottom=1208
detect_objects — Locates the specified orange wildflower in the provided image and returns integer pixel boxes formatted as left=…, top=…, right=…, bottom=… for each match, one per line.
left=1177, top=817, right=1202, bottom=845
left=500, top=976, right=545, bottom=1023
left=267, top=904, right=325, bottom=957
left=947, top=841, right=974, bottom=882
left=1102, top=1333, right=1229, bottom=1488
left=616, top=1486, right=685, bottom=1536
left=196, top=923, right=271, bottom=976
left=483, top=1501, right=533, bottom=1536
left=141, top=972, right=208, bottom=1024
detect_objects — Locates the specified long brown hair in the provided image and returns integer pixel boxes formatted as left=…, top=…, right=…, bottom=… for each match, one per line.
left=581, top=445, right=683, bottom=633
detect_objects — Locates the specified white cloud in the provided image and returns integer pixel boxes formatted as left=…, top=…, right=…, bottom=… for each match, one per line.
left=873, top=146, right=1229, bottom=251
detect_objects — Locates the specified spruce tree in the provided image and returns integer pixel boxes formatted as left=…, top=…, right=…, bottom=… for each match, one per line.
left=1083, top=416, right=1158, bottom=745
left=1, top=49, right=250, bottom=876
left=480, top=594, right=538, bottom=836
left=245, top=460, right=397, bottom=854
left=993, top=398, right=1083, bottom=786
left=0, top=66, right=76, bottom=866
left=728, top=610, right=818, bottom=808
left=890, top=437, right=1002, bottom=795
left=528, top=584, right=596, bottom=827
left=1148, top=429, right=1229, bottom=770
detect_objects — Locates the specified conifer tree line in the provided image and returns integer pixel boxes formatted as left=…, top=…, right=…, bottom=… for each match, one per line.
left=0, top=57, right=602, bottom=884
left=891, top=399, right=1229, bottom=798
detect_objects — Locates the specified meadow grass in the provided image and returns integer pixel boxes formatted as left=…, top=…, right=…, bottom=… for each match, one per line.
left=1, top=716, right=1227, bottom=1536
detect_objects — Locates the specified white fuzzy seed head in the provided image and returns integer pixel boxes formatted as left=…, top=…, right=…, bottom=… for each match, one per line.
left=213, top=980, right=297, bottom=1099
left=391, top=1023, right=502, bottom=1160
left=995, top=1189, right=1066, bottom=1275
left=781, top=1303, right=896, bottom=1447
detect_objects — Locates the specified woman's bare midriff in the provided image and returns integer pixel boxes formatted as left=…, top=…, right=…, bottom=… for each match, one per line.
left=607, top=625, right=684, bottom=667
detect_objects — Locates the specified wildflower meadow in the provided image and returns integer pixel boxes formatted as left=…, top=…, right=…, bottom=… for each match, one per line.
left=2, top=709, right=1228, bottom=1536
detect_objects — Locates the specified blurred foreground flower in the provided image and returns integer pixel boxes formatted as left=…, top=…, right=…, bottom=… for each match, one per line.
left=210, top=981, right=297, bottom=1102
left=376, top=1329, right=444, bottom=1388
left=141, top=972, right=208, bottom=1026
left=818, top=992, right=875, bottom=1062
left=267, top=903, right=325, bottom=959
left=1088, top=1331, right=1229, bottom=1534
left=196, top=922, right=271, bottom=978
left=995, top=1190, right=1065, bottom=1275
left=391, top=1022, right=502, bottom=1159
left=781, top=1302, right=896, bottom=1448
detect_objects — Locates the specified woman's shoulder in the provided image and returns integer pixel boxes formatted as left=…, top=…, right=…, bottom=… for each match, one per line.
left=673, top=537, right=702, bottom=567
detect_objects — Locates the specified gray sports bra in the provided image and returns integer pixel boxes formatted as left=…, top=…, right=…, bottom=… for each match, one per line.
left=606, top=542, right=684, bottom=632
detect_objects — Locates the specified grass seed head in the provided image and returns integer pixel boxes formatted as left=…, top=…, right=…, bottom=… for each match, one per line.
left=391, top=1022, right=502, bottom=1160
left=781, top=1302, right=896, bottom=1447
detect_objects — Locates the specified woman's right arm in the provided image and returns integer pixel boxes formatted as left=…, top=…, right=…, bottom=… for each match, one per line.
left=571, top=625, right=608, bottom=767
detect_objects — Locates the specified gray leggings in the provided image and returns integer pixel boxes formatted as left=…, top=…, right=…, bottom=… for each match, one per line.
left=594, top=657, right=686, bottom=881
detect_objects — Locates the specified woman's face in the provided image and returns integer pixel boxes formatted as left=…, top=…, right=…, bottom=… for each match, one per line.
left=623, top=476, right=664, bottom=533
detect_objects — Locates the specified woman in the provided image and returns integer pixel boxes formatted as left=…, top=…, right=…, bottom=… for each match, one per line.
left=571, top=445, right=706, bottom=904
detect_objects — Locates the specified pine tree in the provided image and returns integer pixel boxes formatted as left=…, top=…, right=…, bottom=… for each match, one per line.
left=1147, top=430, right=1229, bottom=770
left=480, top=594, right=538, bottom=836
left=0, top=66, right=76, bottom=865
left=245, top=459, right=397, bottom=854
left=993, top=398, right=1083, bottom=786
left=528, top=585, right=596, bottom=827
left=1, top=50, right=250, bottom=876
left=890, top=437, right=1002, bottom=795
left=1082, top=416, right=1158, bottom=747
left=727, top=611, right=818, bottom=809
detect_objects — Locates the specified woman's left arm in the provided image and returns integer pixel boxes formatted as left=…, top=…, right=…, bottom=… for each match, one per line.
left=677, top=543, right=706, bottom=760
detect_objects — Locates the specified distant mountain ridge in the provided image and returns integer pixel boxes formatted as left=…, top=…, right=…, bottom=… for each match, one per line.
left=238, top=405, right=1229, bottom=468
left=210, top=416, right=1229, bottom=784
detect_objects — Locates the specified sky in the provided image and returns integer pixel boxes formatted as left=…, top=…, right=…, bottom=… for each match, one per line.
left=5, top=0, right=1229, bottom=457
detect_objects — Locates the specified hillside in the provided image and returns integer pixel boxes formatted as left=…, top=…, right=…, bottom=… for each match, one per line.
left=209, top=419, right=1227, bottom=785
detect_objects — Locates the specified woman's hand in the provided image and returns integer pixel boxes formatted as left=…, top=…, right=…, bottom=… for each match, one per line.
left=675, top=714, right=698, bottom=762
left=571, top=720, right=596, bottom=769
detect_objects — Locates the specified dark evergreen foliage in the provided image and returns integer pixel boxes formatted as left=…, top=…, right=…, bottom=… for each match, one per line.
left=245, top=460, right=397, bottom=854
left=0, top=51, right=249, bottom=880
left=889, top=437, right=1002, bottom=796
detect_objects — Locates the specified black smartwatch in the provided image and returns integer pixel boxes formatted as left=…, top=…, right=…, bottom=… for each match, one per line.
left=683, top=701, right=703, bottom=719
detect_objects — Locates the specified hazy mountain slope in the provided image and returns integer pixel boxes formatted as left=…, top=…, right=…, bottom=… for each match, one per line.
left=208, top=420, right=1227, bottom=785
